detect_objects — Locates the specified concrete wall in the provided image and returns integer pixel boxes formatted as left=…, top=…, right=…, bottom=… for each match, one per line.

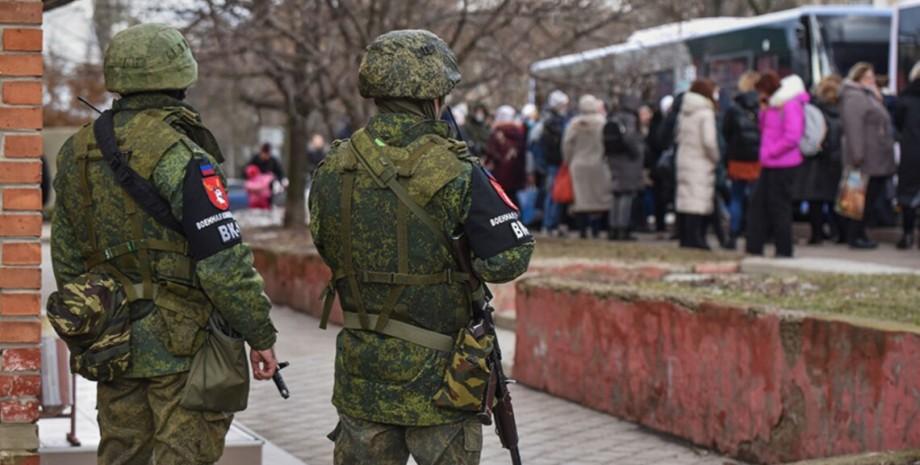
left=514, top=278, right=920, bottom=464
left=0, top=2, right=44, bottom=464
left=252, top=246, right=343, bottom=326
left=248, top=244, right=733, bottom=323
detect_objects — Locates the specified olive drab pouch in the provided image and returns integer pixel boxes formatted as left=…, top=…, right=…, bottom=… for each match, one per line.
left=180, top=311, right=250, bottom=412
left=46, top=272, right=131, bottom=382
left=153, top=282, right=212, bottom=357
left=432, top=325, right=495, bottom=411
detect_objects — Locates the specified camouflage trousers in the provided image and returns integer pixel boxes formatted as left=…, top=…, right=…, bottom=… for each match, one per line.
left=97, top=372, right=233, bottom=465
left=330, top=414, right=482, bottom=465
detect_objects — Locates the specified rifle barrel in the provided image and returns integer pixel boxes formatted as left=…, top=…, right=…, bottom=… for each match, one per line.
left=510, top=447, right=523, bottom=465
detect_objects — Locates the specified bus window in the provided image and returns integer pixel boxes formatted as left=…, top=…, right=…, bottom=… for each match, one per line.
left=757, top=54, right=778, bottom=73
left=898, top=4, right=920, bottom=91
left=686, top=19, right=800, bottom=88
left=818, top=14, right=890, bottom=79
left=708, top=55, right=750, bottom=97
left=653, top=70, right=675, bottom=101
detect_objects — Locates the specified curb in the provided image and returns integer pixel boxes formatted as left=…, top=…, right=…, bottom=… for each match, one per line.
left=785, top=450, right=920, bottom=465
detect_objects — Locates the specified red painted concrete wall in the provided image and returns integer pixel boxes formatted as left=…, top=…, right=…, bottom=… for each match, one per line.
left=514, top=281, right=920, bottom=464
left=251, top=246, right=343, bottom=325
left=250, top=243, right=739, bottom=326
left=250, top=247, right=695, bottom=324
left=491, top=260, right=735, bottom=313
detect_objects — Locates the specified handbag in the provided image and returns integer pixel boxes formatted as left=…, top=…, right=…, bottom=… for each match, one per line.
left=835, top=167, right=868, bottom=220
left=655, top=146, right=676, bottom=179
left=516, top=187, right=538, bottom=225
left=551, top=163, right=574, bottom=204
left=180, top=312, right=250, bottom=412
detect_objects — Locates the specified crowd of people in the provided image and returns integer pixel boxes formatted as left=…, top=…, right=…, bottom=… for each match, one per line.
left=459, top=60, right=920, bottom=257
left=240, top=60, right=920, bottom=257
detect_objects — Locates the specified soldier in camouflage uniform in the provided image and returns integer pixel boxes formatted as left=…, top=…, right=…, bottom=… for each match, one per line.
left=51, top=24, right=278, bottom=465
left=309, top=30, right=534, bottom=465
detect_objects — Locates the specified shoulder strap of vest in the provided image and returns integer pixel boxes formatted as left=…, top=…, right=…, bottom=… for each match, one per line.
left=93, top=110, right=184, bottom=235
left=349, top=129, right=454, bottom=254
left=163, top=106, right=225, bottom=163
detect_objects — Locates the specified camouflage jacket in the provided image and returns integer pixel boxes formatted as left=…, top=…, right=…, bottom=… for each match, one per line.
left=310, top=112, right=533, bottom=426
left=52, top=93, right=276, bottom=378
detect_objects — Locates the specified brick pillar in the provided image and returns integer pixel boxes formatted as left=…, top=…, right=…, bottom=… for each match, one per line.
left=0, top=1, right=43, bottom=465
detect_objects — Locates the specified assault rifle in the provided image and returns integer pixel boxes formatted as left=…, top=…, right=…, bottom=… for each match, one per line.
left=451, top=236, right=522, bottom=465
left=442, top=105, right=468, bottom=143
left=443, top=105, right=522, bottom=465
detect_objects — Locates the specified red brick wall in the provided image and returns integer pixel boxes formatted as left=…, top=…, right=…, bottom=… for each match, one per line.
left=0, top=1, right=42, bottom=463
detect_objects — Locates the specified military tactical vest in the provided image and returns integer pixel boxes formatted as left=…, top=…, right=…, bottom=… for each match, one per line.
left=66, top=107, right=213, bottom=353
left=319, top=129, right=475, bottom=351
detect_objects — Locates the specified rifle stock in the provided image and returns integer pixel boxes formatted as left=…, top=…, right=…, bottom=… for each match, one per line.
left=451, top=235, right=523, bottom=465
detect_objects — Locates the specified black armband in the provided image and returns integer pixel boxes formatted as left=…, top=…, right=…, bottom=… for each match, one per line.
left=463, top=165, right=533, bottom=259
left=182, top=158, right=242, bottom=260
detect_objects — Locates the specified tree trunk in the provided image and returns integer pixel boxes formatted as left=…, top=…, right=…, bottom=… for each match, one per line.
left=93, top=0, right=128, bottom=58
left=282, top=112, right=308, bottom=229
left=706, top=0, right=725, bottom=16
left=43, top=0, right=79, bottom=11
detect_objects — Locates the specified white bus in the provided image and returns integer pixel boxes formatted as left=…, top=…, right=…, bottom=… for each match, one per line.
left=893, top=0, right=920, bottom=92
left=530, top=6, right=892, bottom=105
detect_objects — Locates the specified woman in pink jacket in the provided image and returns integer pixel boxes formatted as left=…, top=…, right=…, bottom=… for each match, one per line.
left=746, top=72, right=808, bottom=257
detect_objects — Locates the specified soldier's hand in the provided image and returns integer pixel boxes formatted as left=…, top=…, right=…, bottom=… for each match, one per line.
left=250, top=347, right=278, bottom=380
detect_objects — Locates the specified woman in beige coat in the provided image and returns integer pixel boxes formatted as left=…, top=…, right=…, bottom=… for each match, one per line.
left=675, top=79, right=720, bottom=249
left=563, top=94, right=612, bottom=238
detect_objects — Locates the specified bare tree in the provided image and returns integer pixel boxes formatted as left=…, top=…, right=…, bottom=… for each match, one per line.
left=43, top=0, right=79, bottom=11
left=658, top=0, right=806, bottom=19
left=44, top=51, right=107, bottom=126
left=184, top=0, right=648, bottom=229
left=179, top=0, right=817, bottom=230
left=92, top=0, right=135, bottom=56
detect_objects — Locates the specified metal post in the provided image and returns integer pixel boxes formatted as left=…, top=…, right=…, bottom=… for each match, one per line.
left=890, top=3, right=900, bottom=94
left=66, top=374, right=81, bottom=446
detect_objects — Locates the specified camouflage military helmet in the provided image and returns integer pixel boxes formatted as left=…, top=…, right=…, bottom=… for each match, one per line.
left=358, top=29, right=461, bottom=99
left=104, top=23, right=198, bottom=94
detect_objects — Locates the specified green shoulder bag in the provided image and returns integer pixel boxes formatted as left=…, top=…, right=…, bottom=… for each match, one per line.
left=180, top=311, right=250, bottom=412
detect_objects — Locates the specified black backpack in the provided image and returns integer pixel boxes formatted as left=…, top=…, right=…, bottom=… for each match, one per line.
left=725, top=105, right=761, bottom=163
left=604, top=112, right=640, bottom=158
left=541, top=114, right=565, bottom=166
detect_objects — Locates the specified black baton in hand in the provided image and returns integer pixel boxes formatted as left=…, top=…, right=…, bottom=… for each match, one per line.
left=273, top=362, right=290, bottom=399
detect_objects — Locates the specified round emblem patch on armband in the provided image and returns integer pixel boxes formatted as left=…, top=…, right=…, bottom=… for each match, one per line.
left=202, top=176, right=230, bottom=211
left=487, top=175, right=518, bottom=211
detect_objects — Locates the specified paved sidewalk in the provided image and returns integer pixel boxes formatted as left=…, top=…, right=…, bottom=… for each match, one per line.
left=237, top=305, right=746, bottom=465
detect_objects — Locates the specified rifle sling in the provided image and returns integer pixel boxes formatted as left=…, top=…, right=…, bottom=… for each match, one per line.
left=349, top=132, right=453, bottom=253
left=93, top=110, right=184, bottom=235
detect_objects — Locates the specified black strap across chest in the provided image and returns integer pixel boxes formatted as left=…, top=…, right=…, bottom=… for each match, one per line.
left=92, top=110, right=184, bottom=235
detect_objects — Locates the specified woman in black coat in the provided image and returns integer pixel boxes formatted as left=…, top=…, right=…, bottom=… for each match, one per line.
left=895, top=63, right=920, bottom=249
left=791, top=75, right=845, bottom=244
left=722, top=72, right=762, bottom=248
